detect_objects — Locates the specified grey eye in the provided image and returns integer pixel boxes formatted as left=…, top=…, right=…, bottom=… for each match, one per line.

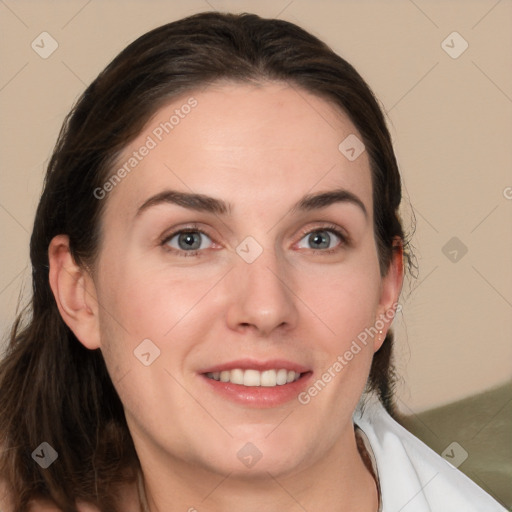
left=297, top=229, right=341, bottom=250
left=166, top=231, right=212, bottom=251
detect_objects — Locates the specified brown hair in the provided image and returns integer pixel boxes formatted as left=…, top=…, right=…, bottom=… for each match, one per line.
left=0, top=11, right=414, bottom=511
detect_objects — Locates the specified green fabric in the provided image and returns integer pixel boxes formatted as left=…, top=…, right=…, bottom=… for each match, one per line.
left=397, top=381, right=512, bottom=510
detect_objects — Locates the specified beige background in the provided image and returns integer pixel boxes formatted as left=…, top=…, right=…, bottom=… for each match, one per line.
left=0, top=0, right=511, bottom=416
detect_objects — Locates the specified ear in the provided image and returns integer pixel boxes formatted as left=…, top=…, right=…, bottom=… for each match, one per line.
left=48, top=234, right=101, bottom=350
left=374, top=237, right=404, bottom=352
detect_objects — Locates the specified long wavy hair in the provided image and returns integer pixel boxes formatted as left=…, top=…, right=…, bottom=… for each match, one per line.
left=0, top=11, right=414, bottom=511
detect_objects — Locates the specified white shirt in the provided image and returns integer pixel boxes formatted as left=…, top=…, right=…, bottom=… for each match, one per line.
left=353, top=395, right=508, bottom=512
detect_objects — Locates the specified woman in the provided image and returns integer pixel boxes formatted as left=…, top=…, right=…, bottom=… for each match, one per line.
left=0, top=11, right=506, bottom=512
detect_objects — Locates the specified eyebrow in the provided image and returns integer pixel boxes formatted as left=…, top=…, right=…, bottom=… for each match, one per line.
left=136, top=189, right=231, bottom=217
left=135, top=188, right=367, bottom=219
left=292, top=189, right=367, bottom=218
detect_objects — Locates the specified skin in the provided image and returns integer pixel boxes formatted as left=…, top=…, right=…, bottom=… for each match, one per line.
left=48, top=82, right=403, bottom=512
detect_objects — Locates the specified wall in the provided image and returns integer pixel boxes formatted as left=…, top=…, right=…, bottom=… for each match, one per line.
left=0, top=0, right=511, bottom=415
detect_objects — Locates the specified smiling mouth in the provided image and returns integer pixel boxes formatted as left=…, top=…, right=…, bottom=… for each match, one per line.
left=205, top=368, right=304, bottom=387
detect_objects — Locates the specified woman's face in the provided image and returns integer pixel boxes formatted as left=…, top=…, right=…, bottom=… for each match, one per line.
left=84, top=82, right=401, bottom=478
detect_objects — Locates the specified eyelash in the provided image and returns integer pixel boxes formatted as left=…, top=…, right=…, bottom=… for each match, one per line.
left=296, top=223, right=349, bottom=255
left=160, top=224, right=211, bottom=258
left=160, top=223, right=349, bottom=258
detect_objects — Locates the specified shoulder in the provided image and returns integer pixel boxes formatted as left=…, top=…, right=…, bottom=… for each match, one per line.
left=353, top=395, right=508, bottom=512
left=25, top=501, right=99, bottom=512
left=0, top=477, right=139, bottom=512
left=0, top=484, right=90, bottom=512
left=1, top=482, right=99, bottom=512
left=26, top=501, right=101, bottom=512
left=0, top=495, right=101, bottom=512
left=0, top=477, right=14, bottom=512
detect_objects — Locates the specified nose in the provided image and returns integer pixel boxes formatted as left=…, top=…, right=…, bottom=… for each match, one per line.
left=224, top=244, right=299, bottom=337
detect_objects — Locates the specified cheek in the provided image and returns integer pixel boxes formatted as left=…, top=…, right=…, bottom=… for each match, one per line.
left=94, top=252, right=220, bottom=370
left=97, top=251, right=199, bottom=332
left=298, top=253, right=382, bottom=343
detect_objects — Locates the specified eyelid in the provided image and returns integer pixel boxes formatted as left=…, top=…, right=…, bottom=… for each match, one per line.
left=159, top=221, right=350, bottom=258
left=160, top=223, right=219, bottom=256
left=294, top=222, right=350, bottom=247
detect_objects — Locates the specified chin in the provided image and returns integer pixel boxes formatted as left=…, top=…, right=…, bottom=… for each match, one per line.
left=192, top=430, right=314, bottom=479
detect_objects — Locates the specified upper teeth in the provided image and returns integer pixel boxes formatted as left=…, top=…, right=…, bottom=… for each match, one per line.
left=206, top=368, right=301, bottom=387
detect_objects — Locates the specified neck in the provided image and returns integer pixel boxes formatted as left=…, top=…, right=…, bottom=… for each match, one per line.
left=136, top=425, right=378, bottom=512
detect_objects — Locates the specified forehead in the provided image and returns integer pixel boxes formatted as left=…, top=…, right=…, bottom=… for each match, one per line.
left=103, top=81, right=373, bottom=221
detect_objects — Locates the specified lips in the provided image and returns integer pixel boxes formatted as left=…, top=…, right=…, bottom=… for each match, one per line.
left=206, top=368, right=301, bottom=387
left=199, top=359, right=312, bottom=407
